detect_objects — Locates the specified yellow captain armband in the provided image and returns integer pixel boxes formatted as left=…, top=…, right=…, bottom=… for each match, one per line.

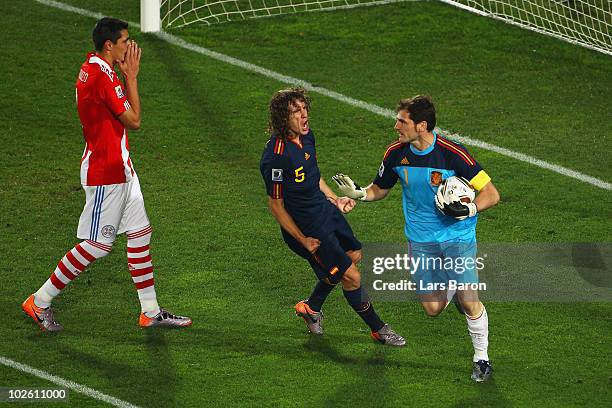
left=470, top=170, right=491, bottom=191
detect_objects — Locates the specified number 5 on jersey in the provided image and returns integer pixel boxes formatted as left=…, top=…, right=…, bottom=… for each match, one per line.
left=295, top=166, right=305, bottom=183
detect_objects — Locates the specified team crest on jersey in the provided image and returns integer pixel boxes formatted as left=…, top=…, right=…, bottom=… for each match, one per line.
left=78, top=69, right=88, bottom=83
left=115, top=85, right=125, bottom=99
left=430, top=171, right=443, bottom=186
left=304, top=152, right=310, bottom=160
left=101, top=225, right=116, bottom=239
left=272, top=168, right=283, bottom=182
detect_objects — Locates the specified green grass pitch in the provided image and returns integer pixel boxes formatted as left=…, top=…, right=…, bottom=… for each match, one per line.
left=0, top=0, right=610, bottom=406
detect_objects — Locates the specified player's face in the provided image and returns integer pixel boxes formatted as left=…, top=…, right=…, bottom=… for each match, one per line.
left=287, top=99, right=309, bottom=137
left=394, top=110, right=419, bottom=144
left=110, top=29, right=130, bottom=65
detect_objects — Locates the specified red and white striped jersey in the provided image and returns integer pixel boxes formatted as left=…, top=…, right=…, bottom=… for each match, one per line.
left=76, top=52, right=135, bottom=186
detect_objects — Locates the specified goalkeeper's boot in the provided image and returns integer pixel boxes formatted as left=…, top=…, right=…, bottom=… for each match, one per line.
left=471, top=360, right=493, bottom=382
left=371, top=324, right=406, bottom=347
left=294, top=300, right=323, bottom=335
left=21, top=294, right=63, bottom=332
left=139, top=308, right=192, bottom=328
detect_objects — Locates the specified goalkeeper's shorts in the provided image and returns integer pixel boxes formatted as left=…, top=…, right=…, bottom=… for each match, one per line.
left=282, top=210, right=362, bottom=284
left=408, top=240, right=478, bottom=294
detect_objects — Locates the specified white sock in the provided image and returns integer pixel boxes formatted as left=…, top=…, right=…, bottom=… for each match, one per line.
left=466, top=304, right=489, bottom=362
left=127, top=225, right=160, bottom=315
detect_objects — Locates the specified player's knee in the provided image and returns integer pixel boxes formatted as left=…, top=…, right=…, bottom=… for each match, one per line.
left=461, top=300, right=483, bottom=317
left=421, top=302, right=444, bottom=317
left=127, top=225, right=153, bottom=243
left=458, top=289, right=480, bottom=308
left=82, top=240, right=113, bottom=258
left=347, top=250, right=362, bottom=264
left=341, top=265, right=361, bottom=289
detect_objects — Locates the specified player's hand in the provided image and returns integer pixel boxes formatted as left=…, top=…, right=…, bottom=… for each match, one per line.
left=332, top=173, right=367, bottom=201
left=301, top=237, right=321, bottom=254
left=118, top=40, right=141, bottom=80
left=335, top=196, right=356, bottom=214
left=435, top=192, right=477, bottom=220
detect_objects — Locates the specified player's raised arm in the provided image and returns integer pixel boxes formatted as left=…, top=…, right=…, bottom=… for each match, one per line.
left=363, top=182, right=391, bottom=201
left=118, top=41, right=141, bottom=129
left=332, top=173, right=390, bottom=202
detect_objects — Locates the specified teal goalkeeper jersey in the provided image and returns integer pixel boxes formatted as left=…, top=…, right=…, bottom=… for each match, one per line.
left=373, top=132, right=491, bottom=243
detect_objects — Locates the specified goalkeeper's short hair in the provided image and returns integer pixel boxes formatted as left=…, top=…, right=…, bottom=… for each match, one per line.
left=397, top=95, right=436, bottom=131
left=268, top=87, right=311, bottom=140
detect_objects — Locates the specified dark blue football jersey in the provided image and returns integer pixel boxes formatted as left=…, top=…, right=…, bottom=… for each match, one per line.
left=260, top=130, right=335, bottom=237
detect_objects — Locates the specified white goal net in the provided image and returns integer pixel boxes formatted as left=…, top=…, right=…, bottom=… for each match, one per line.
left=441, top=0, right=611, bottom=56
left=155, top=0, right=611, bottom=56
left=160, top=0, right=407, bottom=27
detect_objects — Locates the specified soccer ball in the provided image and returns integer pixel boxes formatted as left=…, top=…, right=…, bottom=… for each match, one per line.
left=436, top=176, right=475, bottom=205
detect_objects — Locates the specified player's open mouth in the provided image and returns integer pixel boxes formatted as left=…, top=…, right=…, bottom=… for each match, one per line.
left=302, top=120, right=309, bottom=132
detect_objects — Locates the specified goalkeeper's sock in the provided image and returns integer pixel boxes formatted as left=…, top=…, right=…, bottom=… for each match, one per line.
left=466, top=304, right=489, bottom=362
left=34, top=240, right=113, bottom=308
left=127, top=226, right=160, bottom=316
left=306, top=280, right=336, bottom=312
left=343, top=287, right=385, bottom=332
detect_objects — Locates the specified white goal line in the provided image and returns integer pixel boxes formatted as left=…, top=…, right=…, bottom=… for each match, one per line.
left=34, top=0, right=612, bottom=191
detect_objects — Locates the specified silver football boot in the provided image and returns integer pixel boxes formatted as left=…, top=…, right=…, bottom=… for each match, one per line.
left=371, top=324, right=406, bottom=346
left=139, top=309, right=192, bottom=328
left=294, top=300, right=324, bottom=335
left=22, top=294, right=64, bottom=332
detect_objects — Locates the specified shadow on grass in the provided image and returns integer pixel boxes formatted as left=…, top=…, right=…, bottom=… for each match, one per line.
left=40, top=330, right=178, bottom=408
left=143, top=34, right=260, bottom=167
left=303, top=335, right=391, bottom=406
left=142, top=329, right=179, bottom=407
left=451, top=377, right=511, bottom=408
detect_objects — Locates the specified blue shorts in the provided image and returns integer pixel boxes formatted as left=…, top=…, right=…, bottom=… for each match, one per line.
left=409, top=240, right=478, bottom=294
left=282, top=209, right=362, bottom=283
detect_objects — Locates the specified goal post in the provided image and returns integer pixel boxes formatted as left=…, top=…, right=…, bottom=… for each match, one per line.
left=141, top=0, right=161, bottom=33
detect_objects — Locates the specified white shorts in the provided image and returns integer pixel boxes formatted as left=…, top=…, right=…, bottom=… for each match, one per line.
left=77, top=176, right=150, bottom=244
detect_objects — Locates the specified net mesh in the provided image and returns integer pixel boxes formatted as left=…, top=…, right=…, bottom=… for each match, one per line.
left=443, top=0, right=611, bottom=55
left=160, top=0, right=611, bottom=55
left=161, top=0, right=407, bottom=27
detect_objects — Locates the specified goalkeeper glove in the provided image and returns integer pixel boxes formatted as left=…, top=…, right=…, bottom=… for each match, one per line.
left=434, top=192, right=477, bottom=221
left=332, top=173, right=367, bottom=201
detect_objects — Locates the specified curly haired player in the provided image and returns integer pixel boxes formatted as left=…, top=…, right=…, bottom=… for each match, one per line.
left=260, top=87, right=404, bottom=346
